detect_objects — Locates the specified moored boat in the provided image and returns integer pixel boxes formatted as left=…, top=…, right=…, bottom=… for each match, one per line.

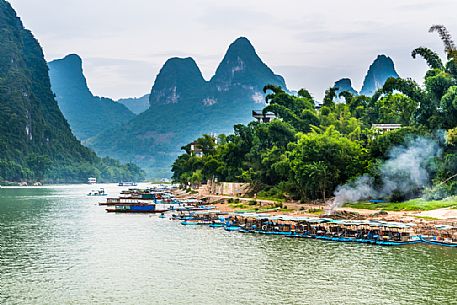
left=208, top=222, right=225, bottom=228
left=181, top=220, right=213, bottom=225
left=106, top=204, right=166, bottom=213
left=224, top=225, right=242, bottom=232
left=232, top=214, right=421, bottom=246
left=87, top=188, right=107, bottom=196
left=118, top=181, right=137, bottom=186
left=418, top=224, right=457, bottom=247
left=420, top=236, right=457, bottom=247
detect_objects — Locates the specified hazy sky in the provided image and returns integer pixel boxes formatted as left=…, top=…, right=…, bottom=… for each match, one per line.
left=8, top=0, right=457, bottom=100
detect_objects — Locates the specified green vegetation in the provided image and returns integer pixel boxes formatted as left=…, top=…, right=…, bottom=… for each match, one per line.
left=0, top=1, right=144, bottom=183
left=172, top=25, right=457, bottom=205
left=307, top=208, right=325, bottom=215
left=346, top=197, right=457, bottom=211
left=414, top=216, right=440, bottom=221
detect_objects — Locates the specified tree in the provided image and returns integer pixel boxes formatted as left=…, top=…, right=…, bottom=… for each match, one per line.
left=286, top=131, right=366, bottom=200
left=26, top=154, right=52, bottom=181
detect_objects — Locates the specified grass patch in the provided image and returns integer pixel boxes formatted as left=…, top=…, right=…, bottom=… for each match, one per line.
left=345, top=196, right=457, bottom=211
left=236, top=207, right=293, bottom=213
left=307, top=208, right=325, bottom=215
left=414, top=216, right=440, bottom=221
left=252, top=196, right=286, bottom=203
left=231, top=201, right=292, bottom=213
left=228, top=203, right=249, bottom=209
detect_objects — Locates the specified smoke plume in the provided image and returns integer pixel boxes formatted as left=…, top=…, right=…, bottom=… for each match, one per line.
left=328, top=137, right=442, bottom=213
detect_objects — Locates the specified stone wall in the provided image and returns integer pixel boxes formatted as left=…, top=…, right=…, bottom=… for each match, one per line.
left=206, top=181, right=250, bottom=196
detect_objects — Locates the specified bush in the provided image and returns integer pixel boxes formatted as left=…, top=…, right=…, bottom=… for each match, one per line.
left=423, top=181, right=457, bottom=200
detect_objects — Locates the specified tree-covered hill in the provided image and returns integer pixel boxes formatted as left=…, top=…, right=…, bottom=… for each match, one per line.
left=173, top=26, right=457, bottom=204
left=0, top=0, right=144, bottom=183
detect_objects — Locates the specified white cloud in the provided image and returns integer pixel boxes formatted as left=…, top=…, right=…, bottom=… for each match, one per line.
left=8, top=0, right=457, bottom=100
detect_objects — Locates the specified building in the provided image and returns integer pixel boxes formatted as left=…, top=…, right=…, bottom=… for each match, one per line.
left=372, top=124, right=402, bottom=134
left=252, top=110, right=276, bottom=123
left=190, top=142, right=204, bottom=157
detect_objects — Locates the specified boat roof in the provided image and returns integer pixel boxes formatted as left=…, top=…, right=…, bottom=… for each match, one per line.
left=233, top=213, right=416, bottom=228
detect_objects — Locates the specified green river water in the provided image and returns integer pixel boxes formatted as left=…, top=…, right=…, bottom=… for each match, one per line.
left=0, top=184, right=456, bottom=305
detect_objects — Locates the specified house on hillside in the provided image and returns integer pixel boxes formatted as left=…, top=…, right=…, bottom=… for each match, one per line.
left=252, top=110, right=276, bottom=123
left=372, top=124, right=402, bottom=134
left=190, top=142, right=204, bottom=157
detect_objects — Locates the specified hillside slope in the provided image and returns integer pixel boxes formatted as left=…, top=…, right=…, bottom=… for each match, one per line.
left=0, top=0, right=143, bottom=182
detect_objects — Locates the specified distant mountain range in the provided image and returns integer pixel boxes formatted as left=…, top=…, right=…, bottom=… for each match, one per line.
left=117, top=94, right=150, bottom=114
left=334, top=55, right=399, bottom=98
left=48, top=40, right=399, bottom=178
left=2, top=0, right=400, bottom=181
left=83, top=37, right=287, bottom=177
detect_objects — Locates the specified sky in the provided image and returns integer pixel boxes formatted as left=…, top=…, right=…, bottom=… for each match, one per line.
left=8, top=0, right=457, bottom=100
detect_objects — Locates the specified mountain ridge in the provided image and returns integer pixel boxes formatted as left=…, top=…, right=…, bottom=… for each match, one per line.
left=117, top=94, right=150, bottom=114
left=0, top=0, right=144, bottom=182
left=87, top=37, right=288, bottom=177
left=149, top=57, right=207, bottom=106
left=360, top=54, right=399, bottom=96
left=48, top=54, right=136, bottom=140
left=333, top=54, right=399, bottom=98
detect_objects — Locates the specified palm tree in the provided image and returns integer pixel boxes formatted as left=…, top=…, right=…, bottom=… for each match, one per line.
left=372, top=25, right=457, bottom=129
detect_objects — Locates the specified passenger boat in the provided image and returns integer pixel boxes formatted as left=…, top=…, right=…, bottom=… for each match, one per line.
left=118, top=182, right=137, bottom=186
left=374, top=238, right=421, bottom=246
left=233, top=214, right=421, bottom=246
left=224, top=225, right=242, bottom=232
left=418, top=224, right=457, bottom=247
left=420, top=235, right=457, bottom=247
left=181, top=220, right=213, bottom=225
left=87, top=188, right=107, bottom=196
left=208, top=222, right=225, bottom=228
left=106, top=204, right=166, bottom=213
left=179, top=210, right=228, bottom=226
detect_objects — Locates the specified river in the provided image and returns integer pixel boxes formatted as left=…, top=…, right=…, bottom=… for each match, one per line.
left=0, top=184, right=456, bottom=304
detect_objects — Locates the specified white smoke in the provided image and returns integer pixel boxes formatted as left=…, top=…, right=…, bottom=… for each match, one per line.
left=328, top=137, right=442, bottom=213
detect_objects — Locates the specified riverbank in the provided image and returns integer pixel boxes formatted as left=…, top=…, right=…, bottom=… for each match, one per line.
left=174, top=187, right=457, bottom=226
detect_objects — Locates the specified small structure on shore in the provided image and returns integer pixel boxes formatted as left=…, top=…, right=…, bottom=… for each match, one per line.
left=190, top=142, right=204, bottom=157
left=206, top=180, right=250, bottom=196
left=252, top=110, right=276, bottom=123
left=372, top=124, right=402, bottom=134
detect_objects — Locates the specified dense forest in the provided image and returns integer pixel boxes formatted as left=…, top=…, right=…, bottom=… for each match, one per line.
left=0, top=0, right=144, bottom=183
left=172, top=25, right=457, bottom=203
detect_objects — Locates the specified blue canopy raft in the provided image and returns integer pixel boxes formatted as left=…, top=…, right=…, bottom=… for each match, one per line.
left=212, top=214, right=456, bottom=247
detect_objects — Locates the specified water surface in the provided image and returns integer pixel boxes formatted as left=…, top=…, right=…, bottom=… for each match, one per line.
left=0, top=184, right=456, bottom=304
